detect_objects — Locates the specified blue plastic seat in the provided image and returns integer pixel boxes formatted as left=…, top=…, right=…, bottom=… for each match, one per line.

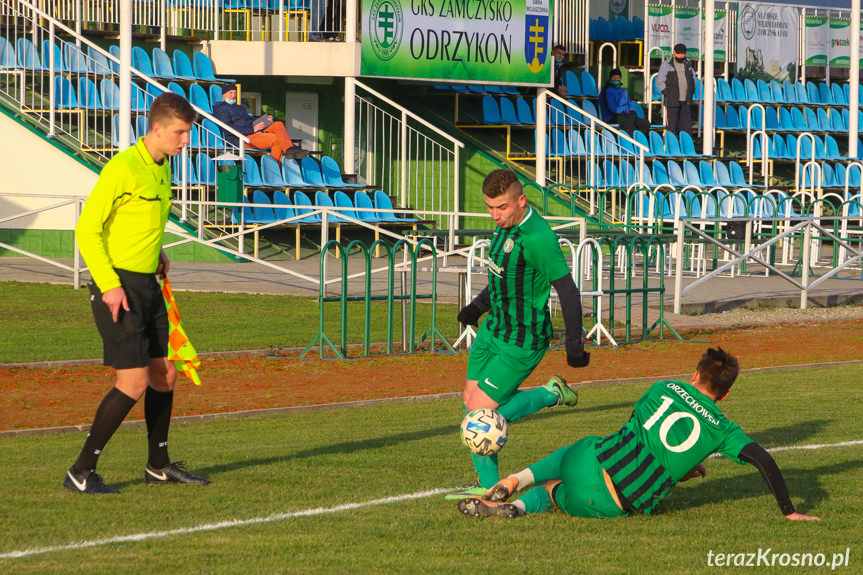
left=251, top=190, right=278, bottom=223
left=649, top=130, right=667, bottom=156
left=818, top=82, right=833, bottom=105
left=53, top=75, right=77, bottom=109
left=172, top=153, right=199, bottom=186
left=242, top=154, right=266, bottom=187
left=729, top=161, right=749, bottom=187
left=481, top=95, right=501, bottom=124
left=824, top=134, right=841, bottom=160
left=63, top=43, right=88, bottom=73
left=300, top=156, right=329, bottom=188
left=795, top=81, right=809, bottom=104
left=782, top=81, right=797, bottom=104
left=209, top=84, right=222, bottom=106
left=189, top=83, right=211, bottom=114
left=374, top=190, right=412, bottom=221
left=744, top=79, right=759, bottom=102
left=724, top=105, right=740, bottom=130
left=804, top=107, right=819, bottom=131
left=0, top=36, right=16, bottom=69
left=131, top=45, right=156, bottom=77
left=77, top=77, right=103, bottom=110
left=260, top=154, right=287, bottom=186
left=353, top=190, right=381, bottom=222
left=602, top=160, right=621, bottom=188
left=152, top=47, right=181, bottom=79
left=652, top=75, right=663, bottom=101
left=549, top=128, right=570, bottom=157
left=633, top=130, right=650, bottom=156
left=683, top=160, right=702, bottom=186
left=579, top=70, right=599, bottom=98
left=193, top=51, right=235, bottom=82
left=716, top=78, right=732, bottom=102
left=790, top=107, right=806, bottom=132
left=666, top=160, right=686, bottom=187
left=730, top=78, right=745, bottom=102
left=816, top=107, right=830, bottom=132
left=293, top=191, right=321, bottom=222
left=172, top=50, right=197, bottom=80
left=281, top=158, right=310, bottom=188
left=200, top=118, right=226, bottom=150
left=321, top=155, right=363, bottom=187
left=714, top=106, right=727, bottom=129
left=679, top=131, right=699, bottom=156
left=652, top=160, right=670, bottom=186
left=664, top=131, right=682, bottom=157
left=515, top=97, right=534, bottom=124
left=699, top=161, right=717, bottom=187
left=16, top=38, right=42, bottom=70
left=565, top=70, right=581, bottom=97
left=272, top=190, right=296, bottom=221
left=807, top=82, right=820, bottom=105
left=499, top=96, right=519, bottom=124
left=769, top=80, right=783, bottom=104
left=195, top=153, right=217, bottom=186
left=333, top=191, right=359, bottom=222
left=41, top=40, right=66, bottom=72
left=568, top=129, right=587, bottom=156
left=580, top=99, right=599, bottom=119
left=831, top=83, right=847, bottom=106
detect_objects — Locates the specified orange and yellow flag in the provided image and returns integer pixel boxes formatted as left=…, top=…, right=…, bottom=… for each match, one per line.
left=161, top=278, right=202, bottom=386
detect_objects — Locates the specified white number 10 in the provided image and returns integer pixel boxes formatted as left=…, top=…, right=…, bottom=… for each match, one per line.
left=642, top=396, right=701, bottom=453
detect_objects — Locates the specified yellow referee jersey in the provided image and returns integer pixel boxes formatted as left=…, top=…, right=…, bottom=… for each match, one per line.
left=75, top=138, right=172, bottom=292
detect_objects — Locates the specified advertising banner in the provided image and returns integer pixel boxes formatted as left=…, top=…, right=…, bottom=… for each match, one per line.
left=829, top=17, right=850, bottom=67
left=707, top=10, right=727, bottom=63
left=646, top=5, right=674, bottom=58
left=736, top=2, right=799, bottom=82
left=674, top=7, right=699, bottom=59
left=361, top=0, right=554, bottom=85
left=804, top=16, right=828, bottom=67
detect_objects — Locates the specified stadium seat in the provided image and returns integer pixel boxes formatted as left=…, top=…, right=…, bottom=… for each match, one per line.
left=41, top=40, right=66, bottom=72
left=353, top=190, right=381, bottom=222
left=153, top=47, right=181, bottom=80
left=77, top=77, right=103, bottom=110
left=333, top=191, right=360, bottom=222
left=63, top=44, right=88, bottom=74
left=16, top=38, right=42, bottom=70
left=667, top=160, right=686, bottom=187
left=481, top=95, right=501, bottom=124
left=260, top=154, right=287, bottom=186
left=200, top=118, right=226, bottom=149
left=374, top=189, right=415, bottom=221
left=743, top=79, right=758, bottom=102
left=515, top=97, right=534, bottom=124
left=53, top=75, right=77, bottom=109
left=579, top=70, right=599, bottom=98
left=568, top=129, right=587, bottom=156
left=782, top=81, right=797, bottom=104
left=172, top=153, right=199, bottom=186
left=769, top=80, right=784, bottom=104
left=282, top=158, right=311, bottom=188
left=167, top=81, right=186, bottom=99
left=321, top=155, right=363, bottom=188
left=242, top=154, right=266, bottom=187
left=651, top=160, right=669, bottom=186
left=649, top=130, right=667, bottom=156
left=565, top=70, right=582, bottom=97
left=173, top=50, right=197, bottom=81
left=195, top=153, right=217, bottom=186
left=314, top=191, right=345, bottom=223
left=698, top=161, right=718, bottom=187
left=209, top=83, right=223, bottom=106
left=131, top=45, right=157, bottom=77
left=189, top=83, right=212, bottom=113
left=292, top=191, right=321, bottom=222
left=0, top=36, right=16, bottom=69
left=193, top=51, right=235, bottom=82
left=664, top=132, right=682, bottom=157
left=831, top=82, right=847, bottom=106
left=272, top=190, right=296, bottom=221
left=300, top=156, right=329, bottom=188
left=816, top=108, right=830, bottom=132
left=730, top=78, right=745, bottom=102
left=818, top=82, right=833, bottom=105
left=251, top=189, right=279, bottom=223
left=499, top=97, right=519, bottom=124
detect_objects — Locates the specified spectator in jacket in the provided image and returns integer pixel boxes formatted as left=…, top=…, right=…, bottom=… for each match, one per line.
left=598, top=68, right=649, bottom=135
left=656, top=44, right=697, bottom=136
left=212, top=83, right=294, bottom=162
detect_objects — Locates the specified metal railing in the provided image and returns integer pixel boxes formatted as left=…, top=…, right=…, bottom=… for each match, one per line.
left=353, top=80, right=463, bottom=236
left=538, top=89, right=648, bottom=223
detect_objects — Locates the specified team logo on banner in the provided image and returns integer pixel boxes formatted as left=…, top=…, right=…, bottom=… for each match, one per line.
left=739, top=5, right=757, bottom=41
left=369, top=0, right=403, bottom=61
left=524, top=0, right=550, bottom=74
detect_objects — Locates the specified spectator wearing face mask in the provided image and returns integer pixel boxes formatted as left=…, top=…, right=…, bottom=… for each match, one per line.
left=552, top=44, right=567, bottom=97
left=656, top=43, right=697, bottom=136
left=212, top=83, right=295, bottom=162
left=598, top=68, right=650, bottom=136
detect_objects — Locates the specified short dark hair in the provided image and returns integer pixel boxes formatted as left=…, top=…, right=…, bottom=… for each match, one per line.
left=674, top=43, right=687, bottom=54
left=553, top=44, right=565, bottom=52
left=482, top=169, right=521, bottom=199
left=609, top=68, right=622, bottom=78
left=696, top=347, right=739, bottom=397
left=148, top=92, right=196, bottom=128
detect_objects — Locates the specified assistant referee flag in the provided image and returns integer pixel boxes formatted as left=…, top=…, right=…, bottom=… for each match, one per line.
left=161, top=278, right=202, bottom=386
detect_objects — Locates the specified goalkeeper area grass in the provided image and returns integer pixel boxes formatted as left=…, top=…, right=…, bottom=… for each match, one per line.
left=1, top=362, right=861, bottom=574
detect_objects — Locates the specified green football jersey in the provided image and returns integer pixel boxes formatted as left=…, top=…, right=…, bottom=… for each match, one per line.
left=595, top=380, right=753, bottom=514
left=483, top=207, right=571, bottom=350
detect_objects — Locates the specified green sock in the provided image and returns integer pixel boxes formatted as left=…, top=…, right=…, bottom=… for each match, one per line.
left=517, top=486, right=555, bottom=514
left=528, top=445, right=571, bottom=482
left=498, top=387, right=558, bottom=423
left=471, top=453, right=500, bottom=488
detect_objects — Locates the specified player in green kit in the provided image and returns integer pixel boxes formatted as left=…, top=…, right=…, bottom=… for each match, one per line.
left=457, top=348, right=819, bottom=521
left=453, top=169, right=591, bottom=497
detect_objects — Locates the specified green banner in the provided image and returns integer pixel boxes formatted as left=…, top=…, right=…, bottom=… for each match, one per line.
left=361, top=0, right=554, bottom=85
left=805, top=16, right=828, bottom=67
left=829, top=18, right=850, bottom=68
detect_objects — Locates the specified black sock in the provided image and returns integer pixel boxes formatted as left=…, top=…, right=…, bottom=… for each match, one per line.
left=145, top=387, right=174, bottom=469
left=72, top=387, right=137, bottom=474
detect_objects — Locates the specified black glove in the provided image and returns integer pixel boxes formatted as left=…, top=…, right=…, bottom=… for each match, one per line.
left=567, top=350, right=591, bottom=368
left=457, top=302, right=483, bottom=327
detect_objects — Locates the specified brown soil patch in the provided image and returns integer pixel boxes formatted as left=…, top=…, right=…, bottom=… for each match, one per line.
left=2, top=320, right=862, bottom=431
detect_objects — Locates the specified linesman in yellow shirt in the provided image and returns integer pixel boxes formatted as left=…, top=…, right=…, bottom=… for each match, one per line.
left=64, top=93, right=209, bottom=494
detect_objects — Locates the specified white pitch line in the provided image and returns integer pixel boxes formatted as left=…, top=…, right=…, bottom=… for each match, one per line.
left=0, top=487, right=449, bottom=560
left=3, top=439, right=862, bottom=561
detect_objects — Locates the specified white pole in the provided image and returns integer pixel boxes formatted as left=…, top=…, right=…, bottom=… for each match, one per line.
left=849, top=0, right=860, bottom=158
left=345, top=0, right=357, bottom=43
left=536, top=89, right=548, bottom=187
left=344, top=77, right=356, bottom=173
left=119, top=0, right=132, bottom=151
left=702, top=0, right=715, bottom=155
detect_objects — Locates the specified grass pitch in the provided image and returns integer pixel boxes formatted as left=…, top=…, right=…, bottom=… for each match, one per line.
left=1, top=363, right=861, bottom=574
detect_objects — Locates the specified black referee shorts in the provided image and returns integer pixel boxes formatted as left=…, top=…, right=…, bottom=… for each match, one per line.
left=89, top=269, right=169, bottom=370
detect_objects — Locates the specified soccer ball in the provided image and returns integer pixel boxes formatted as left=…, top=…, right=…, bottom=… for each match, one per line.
left=460, top=408, right=508, bottom=456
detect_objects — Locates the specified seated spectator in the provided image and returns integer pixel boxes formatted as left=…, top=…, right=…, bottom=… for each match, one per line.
left=552, top=44, right=567, bottom=97
left=598, top=68, right=649, bottom=136
left=212, top=83, right=295, bottom=161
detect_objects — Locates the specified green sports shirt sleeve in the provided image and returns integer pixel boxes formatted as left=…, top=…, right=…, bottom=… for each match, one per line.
left=75, top=139, right=173, bottom=292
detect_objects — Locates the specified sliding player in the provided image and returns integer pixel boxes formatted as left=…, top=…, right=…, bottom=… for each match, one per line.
left=458, top=347, right=818, bottom=522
